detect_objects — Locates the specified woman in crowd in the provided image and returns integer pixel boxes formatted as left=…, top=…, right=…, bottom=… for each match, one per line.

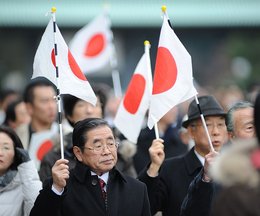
left=0, top=126, right=42, bottom=216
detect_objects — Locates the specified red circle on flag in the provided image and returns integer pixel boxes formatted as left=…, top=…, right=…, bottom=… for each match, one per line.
left=123, top=74, right=146, bottom=114
left=51, top=49, right=87, bottom=81
left=37, top=140, right=53, bottom=161
left=68, top=50, right=87, bottom=81
left=84, top=33, right=106, bottom=57
left=152, top=47, right=177, bottom=94
left=51, top=49, right=56, bottom=67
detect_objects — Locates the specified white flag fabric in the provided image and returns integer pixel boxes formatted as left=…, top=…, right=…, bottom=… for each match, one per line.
left=69, top=13, right=113, bottom=74
left=147, top=15, right=197, bottom=129
left=114, top=51, right=152, bottom=143
left=33, top=19, right=97, bottom=106
left=28, top=123, right=58, bottom=170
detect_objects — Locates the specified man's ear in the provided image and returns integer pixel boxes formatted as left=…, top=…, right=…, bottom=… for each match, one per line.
left=73, top=146, right=83, bottom=162
left=187, top=126, right=195, bottom=140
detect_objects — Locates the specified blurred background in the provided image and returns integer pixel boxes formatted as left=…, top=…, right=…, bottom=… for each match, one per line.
left=0, top=0, right=260, bottom=96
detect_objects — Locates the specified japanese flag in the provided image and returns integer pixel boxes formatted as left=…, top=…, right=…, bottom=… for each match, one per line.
left=33, top=19, right=97, bottom=106
left=114, top=47, right=152, bottom=143
left=147, top=14, right=197, bottom=129
left=28, top=123, right=58, bottom=170
left=69, top=13, right=113, bottom=74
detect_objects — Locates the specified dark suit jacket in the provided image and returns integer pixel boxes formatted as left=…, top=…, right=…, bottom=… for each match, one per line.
left=180, top=169, right=216, bottom=216
left=138, top=148, right=202, bottom=216
left=30, top=162, right=151, bottom=216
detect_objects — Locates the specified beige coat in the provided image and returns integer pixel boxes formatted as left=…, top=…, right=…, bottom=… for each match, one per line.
left=0, top=161, right=42, bottom=216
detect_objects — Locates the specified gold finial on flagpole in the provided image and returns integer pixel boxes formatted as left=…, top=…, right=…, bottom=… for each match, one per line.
left=51, top=7, right=57, bottom=13
left=161, top=5, right=167, bottom=13
left=144, top=40, right=150, bottom=46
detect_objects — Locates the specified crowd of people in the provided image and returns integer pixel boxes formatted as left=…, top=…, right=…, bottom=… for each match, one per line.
left=0, top=77, right=260, bottom=216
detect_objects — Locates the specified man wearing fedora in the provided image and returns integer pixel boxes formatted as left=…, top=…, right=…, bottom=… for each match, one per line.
left=138, top=95, right=228, bottom=216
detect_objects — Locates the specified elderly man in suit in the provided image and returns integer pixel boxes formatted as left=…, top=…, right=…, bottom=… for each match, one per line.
left=30, top=118, right=151, bottom=216
left=180, top=100, right=256, bottom=216
left=138, top=95, right=228, bottom=216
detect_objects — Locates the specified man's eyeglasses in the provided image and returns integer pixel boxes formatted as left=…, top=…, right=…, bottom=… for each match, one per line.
left=192, top=121, right=226, bottom=131
left=83, top=141, right=119, bottom=153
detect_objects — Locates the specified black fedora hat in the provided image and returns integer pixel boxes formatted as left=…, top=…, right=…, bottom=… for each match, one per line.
left=182, top=95, right=226, bottom=128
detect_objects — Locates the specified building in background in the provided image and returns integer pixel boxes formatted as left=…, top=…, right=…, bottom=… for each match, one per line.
left=0, top=0, right=260, bottom=93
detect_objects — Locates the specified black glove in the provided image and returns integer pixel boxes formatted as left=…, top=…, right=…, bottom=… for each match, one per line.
left=15, top=147, right=30, bottom=165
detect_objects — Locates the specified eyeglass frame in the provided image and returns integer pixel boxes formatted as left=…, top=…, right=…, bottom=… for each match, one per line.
left=81, top=141, right=119, bottom=153
left=190, top=118, right=226, bottom=131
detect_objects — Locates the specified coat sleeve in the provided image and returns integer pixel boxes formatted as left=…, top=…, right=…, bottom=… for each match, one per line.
left=138, top=167, right=168, bottom=215
left=18, top=160, right=42, bottom=216
left=180, top=169, right=215, bottom=216
left=29, top=179, right=64, bottom=216
left=141, top=184, right=152, bottom=216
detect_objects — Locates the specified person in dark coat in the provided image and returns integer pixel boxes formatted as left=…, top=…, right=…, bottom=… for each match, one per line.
left=209, top=92, right=260, bottom=216
left=30, top=118, right=151, bottom=216
left=180, top=100, right=256, bottom=216
left=138, top=95, right=228, bottom=216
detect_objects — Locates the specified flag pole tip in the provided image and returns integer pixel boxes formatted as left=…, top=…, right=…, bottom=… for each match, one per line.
left=144, top=40, right=150, bottom=46
left=161, top=5, right=167, bottom=13
left=51, top=7, right=57, bottom=13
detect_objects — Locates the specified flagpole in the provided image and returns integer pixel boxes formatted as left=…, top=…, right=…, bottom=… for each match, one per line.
left=161, top=5, right=173, bottom=29
left=51, top=7, right=65, bottom=159
left=194, top=95, right=215, bottom=152
left=161, top=5, right=214, bottom=151
left=104, top=9, right=122, bottom=98
left=110, top=45, right=122, bottom=97
left=144, top=40, right=159, bottom=139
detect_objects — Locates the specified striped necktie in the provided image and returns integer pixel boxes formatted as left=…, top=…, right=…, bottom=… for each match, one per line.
left=99, top=178, right=107, bottom=208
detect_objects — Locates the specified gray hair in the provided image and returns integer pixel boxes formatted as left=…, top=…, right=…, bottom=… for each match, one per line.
left=226, top=101, right=253, bottom=132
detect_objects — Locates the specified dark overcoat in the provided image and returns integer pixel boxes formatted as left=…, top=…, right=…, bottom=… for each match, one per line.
left=30, top=162, right=151, bottom=216
left=138, top=148, right=202, bottom=216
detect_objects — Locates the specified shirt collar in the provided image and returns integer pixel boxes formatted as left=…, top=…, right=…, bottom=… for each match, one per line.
left=194, top=149, right=205, bottom=166
left=91, top=171, right=109, bottom=185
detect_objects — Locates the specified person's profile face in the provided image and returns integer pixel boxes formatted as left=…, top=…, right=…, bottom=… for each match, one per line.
left=74, top=125, right=117, bottom=175
left=0, top=132, right=15, bottom=176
